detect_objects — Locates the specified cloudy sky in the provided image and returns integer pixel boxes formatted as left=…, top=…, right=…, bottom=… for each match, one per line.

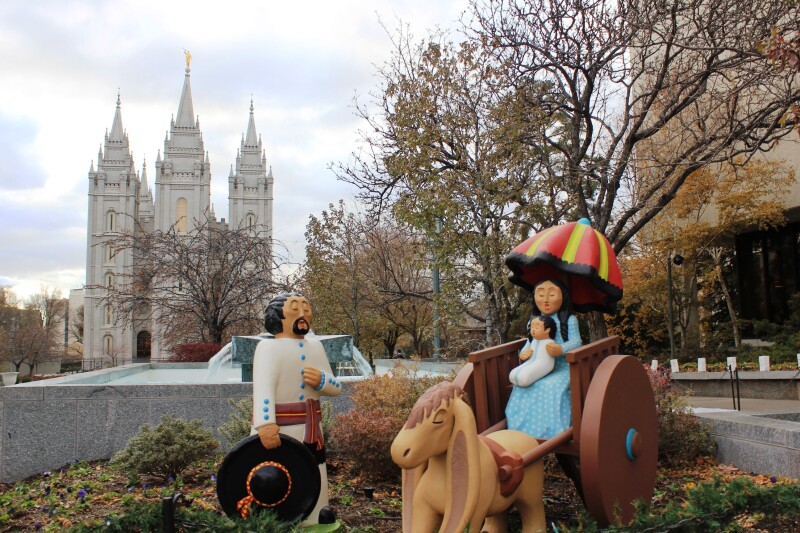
left=0, top=0, right=470, bottom=301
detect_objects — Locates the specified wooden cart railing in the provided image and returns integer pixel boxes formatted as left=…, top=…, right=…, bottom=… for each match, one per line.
left=453, top=335, right=620, bottom=461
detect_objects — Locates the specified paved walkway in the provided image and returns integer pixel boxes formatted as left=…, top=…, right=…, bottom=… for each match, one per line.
left=684, top=395, right=800, bottom=412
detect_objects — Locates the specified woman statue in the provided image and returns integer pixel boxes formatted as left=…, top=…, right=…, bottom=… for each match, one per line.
left=505, top=278, right=582, bottom=439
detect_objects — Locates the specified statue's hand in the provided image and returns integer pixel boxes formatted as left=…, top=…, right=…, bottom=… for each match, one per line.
left=546, top=342, right=563, bottom=357
left=519, top=348, right=533, bottom=361
left=257, top=423, right=281, bottom=449
left=303, top=366, right=322, bottom=388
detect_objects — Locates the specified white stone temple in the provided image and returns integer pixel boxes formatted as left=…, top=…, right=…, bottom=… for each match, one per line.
left=83, top=63, right=274, bottom=364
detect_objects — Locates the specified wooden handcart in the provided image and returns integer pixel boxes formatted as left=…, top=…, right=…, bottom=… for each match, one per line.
left=453, top=335, right=658, bottom=526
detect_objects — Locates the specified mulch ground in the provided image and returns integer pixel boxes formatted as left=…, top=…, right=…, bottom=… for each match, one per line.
left=0, top=453, right=797, bottom=532
left=323, top=453, right=800, bottom=532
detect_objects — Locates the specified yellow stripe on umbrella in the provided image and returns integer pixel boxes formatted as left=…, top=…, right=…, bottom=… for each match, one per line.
left=524, top=226, right=558, bottom=257
left=562, top=222, right=588, bottom=264
left=595, top=229, right=609, bottom=281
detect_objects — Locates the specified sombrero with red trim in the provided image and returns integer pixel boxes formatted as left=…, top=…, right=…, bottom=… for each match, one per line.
left=505, top=218, right=623, bottom=314
left=217, top=434, right=321, bottom=523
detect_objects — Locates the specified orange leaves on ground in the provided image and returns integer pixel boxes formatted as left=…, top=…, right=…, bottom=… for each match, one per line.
left=717, top=464, right=741, bottom=475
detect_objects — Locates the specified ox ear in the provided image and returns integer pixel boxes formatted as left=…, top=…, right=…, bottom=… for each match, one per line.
left=401, top=463, right=427, bottom=533
left=440, top=397, right=481, bottom=533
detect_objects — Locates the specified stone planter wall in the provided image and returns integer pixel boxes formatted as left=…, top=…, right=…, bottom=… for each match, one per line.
left=671, top=371, right=800, bottom=400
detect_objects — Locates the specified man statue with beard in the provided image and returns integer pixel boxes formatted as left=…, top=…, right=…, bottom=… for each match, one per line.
left=251, top=293, right=341, bottom=524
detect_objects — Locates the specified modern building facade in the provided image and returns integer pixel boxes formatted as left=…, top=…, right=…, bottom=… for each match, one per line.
left=83, top=64, right=274, bottom=364
left=736, top=214, right=800, bottom=325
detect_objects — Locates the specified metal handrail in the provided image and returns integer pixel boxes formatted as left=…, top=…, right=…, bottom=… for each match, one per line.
left=725, top=365, right=741, bottom=411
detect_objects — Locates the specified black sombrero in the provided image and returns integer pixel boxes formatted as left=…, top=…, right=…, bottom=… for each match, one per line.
left=217, top=434, right=321, bottom=522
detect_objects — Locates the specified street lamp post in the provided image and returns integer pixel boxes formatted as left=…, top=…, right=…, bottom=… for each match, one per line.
left=432, top=218, right=442, bottom=360
left=667, top=252, right=684, bottom=361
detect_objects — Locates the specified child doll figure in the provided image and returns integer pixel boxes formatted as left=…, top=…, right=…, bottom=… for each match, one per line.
left=509, top=316, right=558, bottom=387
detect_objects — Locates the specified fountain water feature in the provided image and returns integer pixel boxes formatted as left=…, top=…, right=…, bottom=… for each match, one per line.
left=204, top=341, right=236, bottom=382
left=206, top=332, right=373, bottom=383
left=350, top=343, right=373, bottom=377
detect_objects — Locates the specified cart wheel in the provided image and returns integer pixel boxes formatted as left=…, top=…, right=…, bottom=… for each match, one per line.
left=580, top=355, right=658, bottom=526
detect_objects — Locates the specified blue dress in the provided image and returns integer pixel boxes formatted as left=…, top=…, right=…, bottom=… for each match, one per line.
left=505, top=314, right=581, bottom=439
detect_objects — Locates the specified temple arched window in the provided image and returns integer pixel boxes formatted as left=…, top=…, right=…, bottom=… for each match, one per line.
left=106, top=210, right=116, bottom=232
left=176, top=198, right=188, bottom=233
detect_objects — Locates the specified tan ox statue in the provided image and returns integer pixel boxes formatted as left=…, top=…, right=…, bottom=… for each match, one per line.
left=391, top=382, right=546, bottom=533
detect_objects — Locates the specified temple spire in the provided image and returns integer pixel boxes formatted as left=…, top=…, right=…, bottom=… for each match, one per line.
left=175, top=61, right=195, bottom=128
left=109, top=91, right=124, bottom=140
left=141, top=157, right=149, bottom=191
left=245, top=96, right=258, bottom=146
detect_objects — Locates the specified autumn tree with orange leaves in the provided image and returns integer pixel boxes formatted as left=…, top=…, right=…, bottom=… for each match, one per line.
left=610, top=159, right=794, bottom=359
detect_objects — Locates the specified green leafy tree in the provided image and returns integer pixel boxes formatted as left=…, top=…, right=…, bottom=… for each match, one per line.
left=336, top=31, right=554, bottom=345
left=303, top=201, right=435, bottom=360
left=304, top=202, right=372, bottom=349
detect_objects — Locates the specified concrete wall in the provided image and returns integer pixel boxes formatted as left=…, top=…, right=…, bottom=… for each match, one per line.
left=672, top=371, right=800, bottom=400
left=0, top=380, right=248, bottom=483
left=0, top=369, right=355, bottom=483
left=695, top=410, right=800, bottom=479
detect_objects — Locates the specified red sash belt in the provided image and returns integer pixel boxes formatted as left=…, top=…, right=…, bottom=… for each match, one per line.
left=275, top=399, right=324, bottom=450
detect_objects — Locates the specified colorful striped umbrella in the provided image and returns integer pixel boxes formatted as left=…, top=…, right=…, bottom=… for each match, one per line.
left=505, top=218, right=623, bottom=314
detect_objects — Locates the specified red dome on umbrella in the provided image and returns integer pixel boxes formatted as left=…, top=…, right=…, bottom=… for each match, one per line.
left=505, top=219, right=623, bottom=314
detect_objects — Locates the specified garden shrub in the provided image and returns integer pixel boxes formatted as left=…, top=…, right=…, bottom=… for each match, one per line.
left=330, top=364, right=446, bottom=482
left=169, top=342, right=222, bottom=362
left=111, top=416, right=219, bottom=481
left=218, top=398, right=252, bottom=449
left=569, top=475, right=800, bottom=532
left=648, top=366, right=715, bottom=466
left=321, top=399, right=334, bottom=441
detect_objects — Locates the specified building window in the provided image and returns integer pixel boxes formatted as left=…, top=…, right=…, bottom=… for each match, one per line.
left=736, top=221, right=800, bottom=325
left=105, top=273, right=114, bottom=288
left=105, top=244, right=116, bottom=264
left=176, top=198, right=188, bottom=233
left=106, top=210, right=116, bottom=232
left=104, top=335, right=114, bottom=355
left=104, top=304, right=113, bottom=325
left=245, top=212, right=257, bottom=235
